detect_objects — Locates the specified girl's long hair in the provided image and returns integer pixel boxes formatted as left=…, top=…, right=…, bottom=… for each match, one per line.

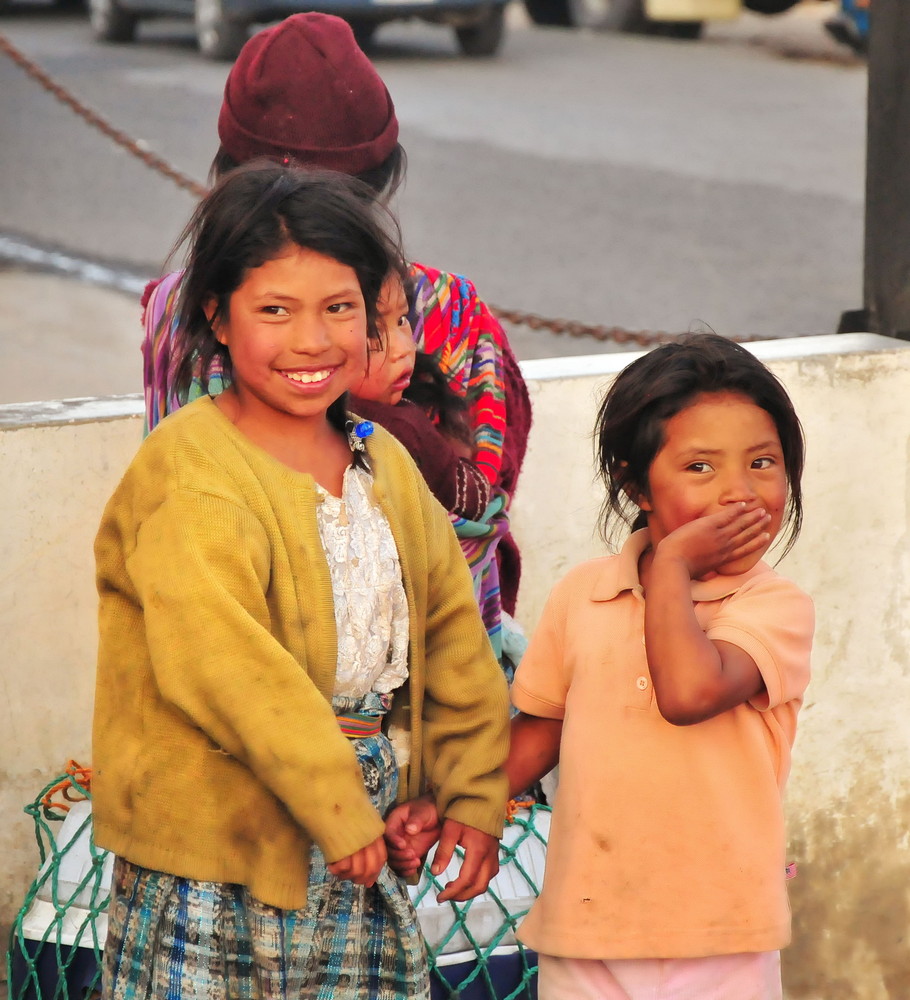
left=171, top=162, right=406, bottom=434
left=594, top=333, right=805, bottom=556
left=403, top=353, right=473, bottom=451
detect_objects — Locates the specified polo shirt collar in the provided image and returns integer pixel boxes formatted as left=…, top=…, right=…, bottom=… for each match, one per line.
left=590, top=527, right=770, bottom=603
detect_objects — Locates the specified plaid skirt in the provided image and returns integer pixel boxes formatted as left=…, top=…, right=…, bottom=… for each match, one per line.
left=101, top=695, right=429, bottom=1000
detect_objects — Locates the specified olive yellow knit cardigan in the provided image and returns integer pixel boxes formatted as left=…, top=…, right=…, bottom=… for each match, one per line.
left=93, top=396, right=509, bottom=910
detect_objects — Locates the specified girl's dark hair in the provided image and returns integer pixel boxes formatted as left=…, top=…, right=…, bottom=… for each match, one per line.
left=208, top=143, right=408, bottom=204
left=595, top=333, right=805, bottom=556
left=403, top=352, right=473, bottom=450
left=172, top=161, right=406, bottom=437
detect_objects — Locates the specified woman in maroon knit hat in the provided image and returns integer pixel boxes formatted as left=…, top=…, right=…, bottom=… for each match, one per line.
left=143, top=11, right=532, bottom=677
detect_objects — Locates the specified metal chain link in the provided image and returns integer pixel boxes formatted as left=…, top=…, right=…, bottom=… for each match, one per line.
left=0, top=31, right=764, bottom=348
left=0, top=32, right=208, bottom=200
left=489, top=307, right=767, bottom=346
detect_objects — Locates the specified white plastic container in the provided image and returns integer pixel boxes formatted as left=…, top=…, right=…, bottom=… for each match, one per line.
left=409, top=808, right=550, bottom=961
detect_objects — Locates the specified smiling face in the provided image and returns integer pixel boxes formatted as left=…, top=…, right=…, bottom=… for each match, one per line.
left=640, top=391, right=789, bottom=575
left=351, top=275, right=416, bottom=406
left=208, top=246, right=369, bottom=431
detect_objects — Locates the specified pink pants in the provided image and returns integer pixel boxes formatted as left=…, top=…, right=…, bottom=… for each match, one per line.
left=538, top=951, right=782, bottom=1000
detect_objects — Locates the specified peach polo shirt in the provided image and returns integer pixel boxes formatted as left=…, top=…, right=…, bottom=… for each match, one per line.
left=511, top=529, right=814, bottom=961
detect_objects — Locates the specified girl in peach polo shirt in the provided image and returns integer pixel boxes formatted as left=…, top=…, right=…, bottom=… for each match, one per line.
left=508, top=334, right=814, bottom=1000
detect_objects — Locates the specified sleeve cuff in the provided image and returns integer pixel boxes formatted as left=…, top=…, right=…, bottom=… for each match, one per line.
left=442, top=796, right=507, bottom=840
left=510, top=681, right=566, bottom=721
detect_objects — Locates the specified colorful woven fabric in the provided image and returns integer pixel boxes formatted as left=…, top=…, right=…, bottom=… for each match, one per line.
left=336, top=712, right=383, bottom=738
left=141, top=271, right=223, bottom=436
left=408, top=263, right=507, bottom=487
left=451, top=490, right=510, bottom=668
left=400, top=264, right=514, bottom=664
left=101, top=694, right=429, bottom=1000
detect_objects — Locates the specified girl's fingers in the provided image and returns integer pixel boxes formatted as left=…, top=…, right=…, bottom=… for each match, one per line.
left=725, top=506, right=767, bottom=530
left=430, top=821, right=461, bottom=877
left=437, top=849, right=498, bottom=902
left=327, top=836, right=387, bottom=885
left=726, top=510, right=770, bottom=544
left=731, top=520, right=770, bottom=545
left=729, top=533, right=771, bottom=559
left=366, top=838, right=388, bottom=885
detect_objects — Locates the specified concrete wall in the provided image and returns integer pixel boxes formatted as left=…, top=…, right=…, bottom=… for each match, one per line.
left=0, top=396, right=144, bottom=962
left=3, top=335, right=909, bottom=997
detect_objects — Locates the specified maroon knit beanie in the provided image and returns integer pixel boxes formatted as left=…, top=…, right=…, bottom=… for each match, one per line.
left=218, top=13, right=400, bottom=175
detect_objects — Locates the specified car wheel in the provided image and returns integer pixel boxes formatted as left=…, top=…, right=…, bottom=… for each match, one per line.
left=195, top=0, right=248, bottom=60
left=567, top=0, right=649, bottom=30
left=348, top=18, right=378, bottom=50
left=88, top=0, right=139, bottom=43
left=523, top=0, right=573, bottom=27
left=655, top=17, right=702, bottom=37
left=743, top=0, right=800, bottom=12
left=455, top=5, right=505, bottom=55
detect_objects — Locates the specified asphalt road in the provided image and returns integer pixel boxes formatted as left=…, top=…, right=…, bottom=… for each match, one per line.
left=0, top=0, right=867, bottom=401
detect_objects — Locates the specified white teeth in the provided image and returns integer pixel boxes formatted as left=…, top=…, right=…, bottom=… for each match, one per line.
left=285, top=369, right=331, bottom=384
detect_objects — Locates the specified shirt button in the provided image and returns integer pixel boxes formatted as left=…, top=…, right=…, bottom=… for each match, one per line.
left=636, top=676, right=649, bottom=691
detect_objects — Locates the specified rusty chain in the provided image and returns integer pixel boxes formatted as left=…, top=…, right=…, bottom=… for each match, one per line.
left=0, top=32, right=210, bottom=202
left=0, top=30, right=767, bottom=348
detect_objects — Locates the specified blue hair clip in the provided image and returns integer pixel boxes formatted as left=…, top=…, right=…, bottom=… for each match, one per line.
left=346, top=420, right=374, bottom=452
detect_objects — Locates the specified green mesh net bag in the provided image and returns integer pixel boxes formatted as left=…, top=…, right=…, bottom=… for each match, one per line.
left=6, top=764, right=110, bottom=1000
left=411, top=801, right=549, bottom=998
left=6, top=766, right=548, bottom=1000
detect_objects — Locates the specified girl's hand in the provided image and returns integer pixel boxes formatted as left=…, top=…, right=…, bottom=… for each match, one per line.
left=326, top=834, right=387, bottom=887
left=432, top=820, right=500, bottom=903
left=384, top=794, right=442, bottom=878
left=656, top=502, right=772, bottom=580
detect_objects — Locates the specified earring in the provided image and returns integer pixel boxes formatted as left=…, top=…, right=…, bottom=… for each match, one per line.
left=346, top=420, right=374, bottom=452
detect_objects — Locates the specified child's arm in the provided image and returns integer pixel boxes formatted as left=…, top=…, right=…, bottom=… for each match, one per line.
left=505, top=712, right=562, bottom=798
left=413, top=466, right=510, bottom=897
left=645, top=504, right=770, bottom=725
left=416, top=711, right=558, bottom=900
left=384, top=710, right=562, bottom=893
left=114, top=485, right=387, bottom=863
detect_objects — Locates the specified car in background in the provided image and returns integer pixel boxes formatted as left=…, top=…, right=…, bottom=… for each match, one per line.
left=88, top=0, right=508, bottom=59
left=522, top=0, right=808, bottom=39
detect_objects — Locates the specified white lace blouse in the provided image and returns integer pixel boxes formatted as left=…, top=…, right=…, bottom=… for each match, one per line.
left=314, top=463, right=410, bottom=699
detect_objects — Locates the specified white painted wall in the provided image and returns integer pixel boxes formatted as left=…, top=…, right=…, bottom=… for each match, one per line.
left=2, top=335, right=908, bottom=997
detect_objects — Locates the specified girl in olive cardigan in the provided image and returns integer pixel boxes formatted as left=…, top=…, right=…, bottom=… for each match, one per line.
left=93, top=164, right=509, bottom=1000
